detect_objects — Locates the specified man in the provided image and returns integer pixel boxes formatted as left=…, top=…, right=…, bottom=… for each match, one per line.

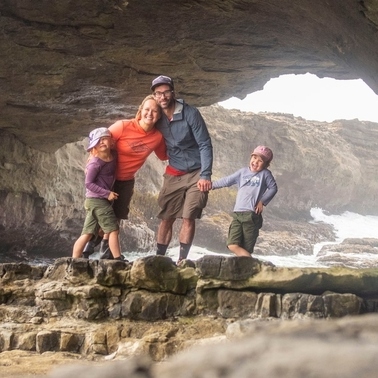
left=151, top=75, right=213, bottom=263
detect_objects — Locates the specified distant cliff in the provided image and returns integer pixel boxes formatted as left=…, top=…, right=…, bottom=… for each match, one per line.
left=1, top=106, right=378, bottom=260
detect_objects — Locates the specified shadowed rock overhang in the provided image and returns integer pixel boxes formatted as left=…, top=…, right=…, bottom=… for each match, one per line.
left=0, top=0, right=377, bottom=151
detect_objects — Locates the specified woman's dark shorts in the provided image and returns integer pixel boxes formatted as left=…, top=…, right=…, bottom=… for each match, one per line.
left=112, top=179, right=135, bottom=220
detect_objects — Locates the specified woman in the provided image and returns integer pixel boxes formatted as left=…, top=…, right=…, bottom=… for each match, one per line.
left=83, top=95, right=167, bottom=258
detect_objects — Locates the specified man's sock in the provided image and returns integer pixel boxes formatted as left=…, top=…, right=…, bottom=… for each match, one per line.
left=156, top=243, right=168, bottom=256
left=179, top=242, right=191, bottom=261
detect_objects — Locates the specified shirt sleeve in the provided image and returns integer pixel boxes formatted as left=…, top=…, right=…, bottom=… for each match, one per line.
left=187, top=107, right=213, bottom=181
left=85, top=159, right=111, bottom=198
left=108, top=120, right=124, bottom=142
left=212, top=170, right=241, bottom=189
left=260, top=170, right=278, bottom=205
left=154, top=133, right=168, bottom=161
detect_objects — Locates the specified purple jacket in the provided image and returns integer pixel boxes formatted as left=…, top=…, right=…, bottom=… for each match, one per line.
left=85, top=151, right=117, bottom=199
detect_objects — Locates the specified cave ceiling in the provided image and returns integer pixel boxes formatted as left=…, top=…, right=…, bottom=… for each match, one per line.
left=0, top=0, right=377, bottom=152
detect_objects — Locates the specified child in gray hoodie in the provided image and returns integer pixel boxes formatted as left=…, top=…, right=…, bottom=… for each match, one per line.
left=212, top=146, right=277, bottom=257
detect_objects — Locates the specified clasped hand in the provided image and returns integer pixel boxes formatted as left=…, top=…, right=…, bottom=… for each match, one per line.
left=197, top=179, right=212, bottom=192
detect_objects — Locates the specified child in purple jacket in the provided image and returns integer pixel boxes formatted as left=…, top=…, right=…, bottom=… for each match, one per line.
left=72, top=127, right=124, bottom=260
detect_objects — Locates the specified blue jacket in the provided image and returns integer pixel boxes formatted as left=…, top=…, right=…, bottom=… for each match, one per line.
left=156, top=99, right=213, bottom=180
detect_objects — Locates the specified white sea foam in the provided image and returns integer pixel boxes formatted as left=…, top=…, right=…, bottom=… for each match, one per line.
left=310, top=207, right=378, bottom=242
left=259, top=208, right=378, bottom=267
left=87, top=208, right=378, bottom=268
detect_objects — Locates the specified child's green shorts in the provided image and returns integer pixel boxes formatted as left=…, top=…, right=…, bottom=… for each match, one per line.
left=81, top=198, right=119, bottom=235
left=227, top=211, right=263, bottom=254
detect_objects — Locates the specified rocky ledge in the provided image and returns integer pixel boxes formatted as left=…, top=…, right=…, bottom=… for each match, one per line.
left=1, top=255, right=378, bottom=365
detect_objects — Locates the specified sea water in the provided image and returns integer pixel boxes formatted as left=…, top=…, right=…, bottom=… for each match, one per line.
left=112, top=208, right=378, bottom=268
left=310, top=207, right=378, bottom=251
left=19, top=208, right=378, bottom=267
left=257, top=208, right=378, bottom=267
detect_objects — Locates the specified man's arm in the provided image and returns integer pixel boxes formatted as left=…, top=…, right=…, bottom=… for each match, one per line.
left=188, top=107, right=213, bottom=181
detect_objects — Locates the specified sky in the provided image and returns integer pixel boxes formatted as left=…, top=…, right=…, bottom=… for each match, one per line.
left=219, top=73, right=378, bottom=123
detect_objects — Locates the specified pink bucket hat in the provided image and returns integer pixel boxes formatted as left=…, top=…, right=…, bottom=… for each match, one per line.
left=252, top=145, right=273, bottom=163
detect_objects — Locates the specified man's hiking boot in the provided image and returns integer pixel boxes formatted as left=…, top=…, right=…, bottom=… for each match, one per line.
left=176, top=257, right=184, bottom=266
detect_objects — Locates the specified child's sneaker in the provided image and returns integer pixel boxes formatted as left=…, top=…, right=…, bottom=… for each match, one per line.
left=114, top=255, right=126, bottom=261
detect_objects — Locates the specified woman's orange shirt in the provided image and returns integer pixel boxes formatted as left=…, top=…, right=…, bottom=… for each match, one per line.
left=109, top=119, right=167, bottom=181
